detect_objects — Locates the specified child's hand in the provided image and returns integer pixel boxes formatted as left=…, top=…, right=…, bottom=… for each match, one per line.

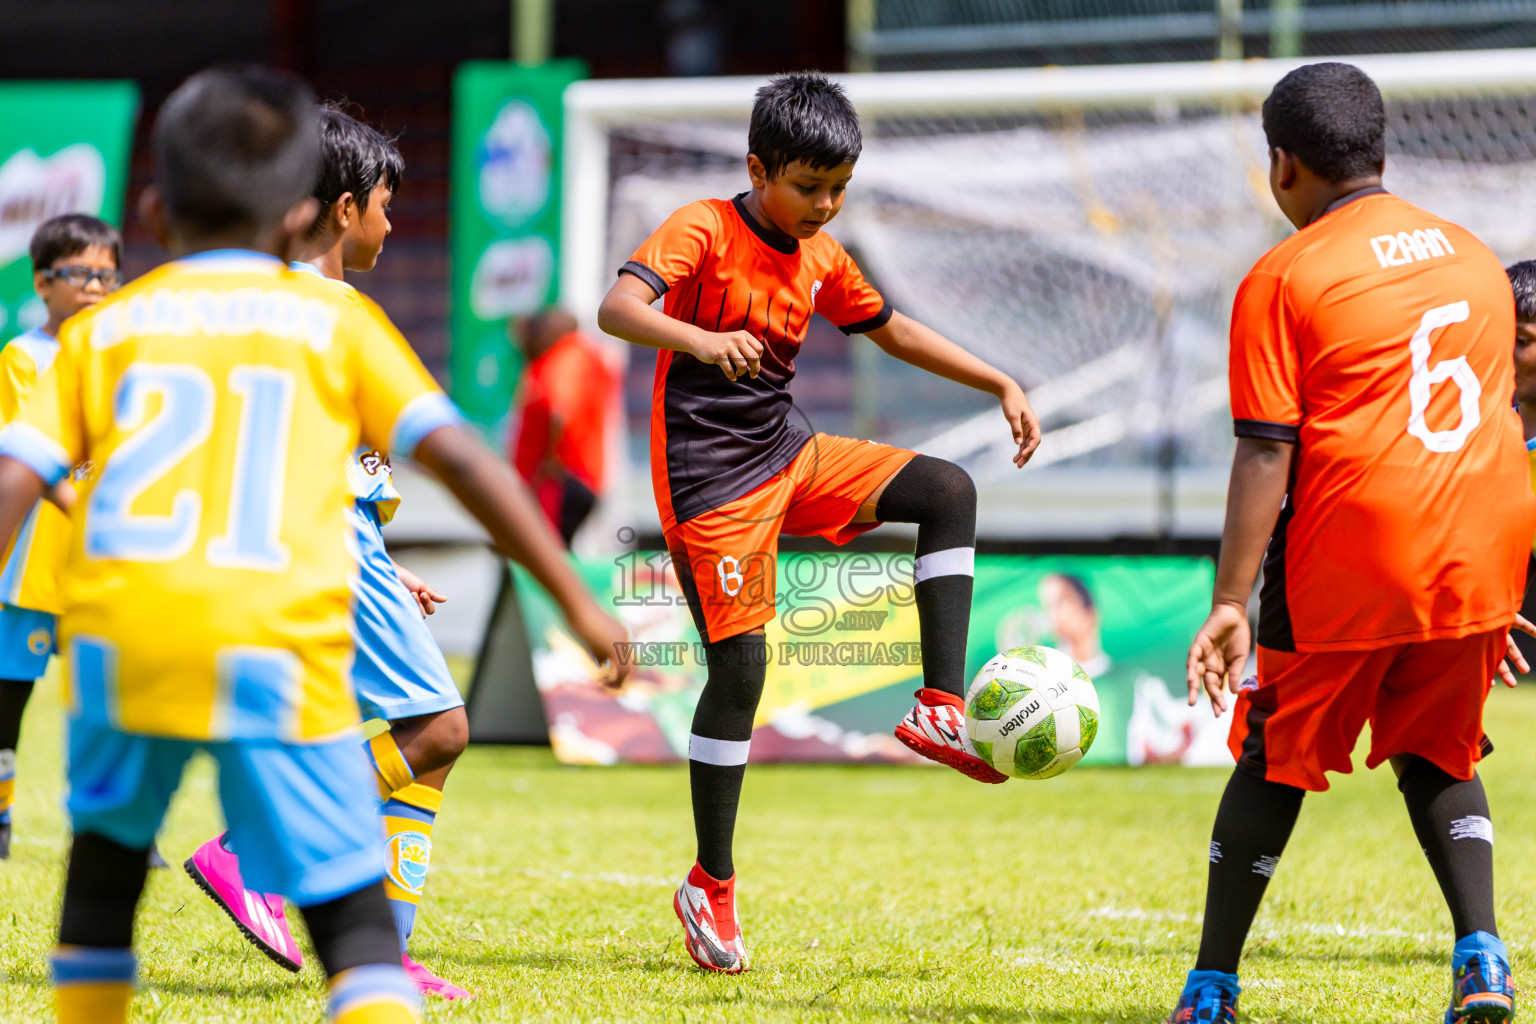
left=394, top=562, right=448, bottom=617
left=571, top=605, right=632, bottom=691
left=690, top=328, right=764, bottom=381
left=1001, top=382, right=1041, bottom=467
left=1496, top=613, right=1536, bottom=687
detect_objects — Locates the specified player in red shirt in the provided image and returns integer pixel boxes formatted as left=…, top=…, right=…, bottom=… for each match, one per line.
left=598, top=71, right=1040, bottom=973
left=510, top=309, right=614, bottom=545
left=1173, top=63, right=1535, bottom=1024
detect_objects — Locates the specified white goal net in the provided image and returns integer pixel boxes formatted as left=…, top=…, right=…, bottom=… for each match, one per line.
left=562, top=51, right=1536, bottom=542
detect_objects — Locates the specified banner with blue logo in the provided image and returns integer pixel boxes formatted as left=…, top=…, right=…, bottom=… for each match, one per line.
left=449, top=60, right=586, bottom=435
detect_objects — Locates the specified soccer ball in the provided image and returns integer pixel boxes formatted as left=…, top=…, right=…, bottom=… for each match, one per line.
left=964, top=646, right=1100, bottom=780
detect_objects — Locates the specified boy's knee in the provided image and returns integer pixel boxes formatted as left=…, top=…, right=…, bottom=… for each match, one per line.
left=390, top=707, right=469, bottom=777
left=879, top=455, right=976, bottom=521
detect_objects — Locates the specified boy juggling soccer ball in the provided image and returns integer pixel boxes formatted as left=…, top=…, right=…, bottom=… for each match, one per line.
left=598, top=71, right=1040, bottom=973
left=185, top=105, right=472, bottom=1001
left=0, top=66, right=627, bottom=1024
left=0, top=214, right=119, bottom=860
left=1176, top=63, right=1535, bottom=1023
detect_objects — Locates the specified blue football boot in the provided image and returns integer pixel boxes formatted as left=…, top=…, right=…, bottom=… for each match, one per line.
left=1446, top=932, right=1516, bottom=1024
left=1168, top=970, right=1240, bottom=1024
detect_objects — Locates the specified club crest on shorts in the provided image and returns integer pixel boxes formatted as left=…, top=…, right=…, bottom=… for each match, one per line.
left=387, top=831, right=432, bottom=894
left=26, top=627, right=51, bottom=656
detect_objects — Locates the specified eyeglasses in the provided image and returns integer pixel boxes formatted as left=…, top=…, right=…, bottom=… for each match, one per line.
left=41, top=265, right=122, bottom=290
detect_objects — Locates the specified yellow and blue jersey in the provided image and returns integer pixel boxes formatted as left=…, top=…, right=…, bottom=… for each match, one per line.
left=0, top=327, right=69, bottom=615
left=291, top=262, right=404, bottom=525
left=0, top=250, right=459, bottom=742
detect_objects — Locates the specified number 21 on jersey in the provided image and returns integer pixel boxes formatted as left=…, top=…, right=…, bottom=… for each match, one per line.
left=85, top=362, right=295, bottom=570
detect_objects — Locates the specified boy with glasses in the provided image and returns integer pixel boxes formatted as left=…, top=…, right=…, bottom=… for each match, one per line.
left=0, top=213, right=121, bottom=859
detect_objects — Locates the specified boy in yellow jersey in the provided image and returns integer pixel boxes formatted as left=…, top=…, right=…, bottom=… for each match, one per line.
left=0, top=214, right=120, bottom=860
left=187, top=106, right=472, bottom=1000
left=0, top=66, right=629, bottom=1024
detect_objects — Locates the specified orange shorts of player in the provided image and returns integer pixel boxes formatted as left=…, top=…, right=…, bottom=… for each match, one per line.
left=1226, top=631, right=1504, bottom=792
left=664, top=433, right=916, bottom=643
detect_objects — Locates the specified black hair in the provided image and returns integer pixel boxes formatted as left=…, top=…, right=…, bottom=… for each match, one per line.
left=1048, top=573, right=1096, bottom=613
left=152, top=64, right=319, bottom=237
left=1261, top=62, right=1385, bottom=183
left=748, top=71, right=862, bottom=179
left=307, top=104, right=404, bottom=241
left=29, top=213, right=122, bottom=271
left=1510, top=261, right=1536, bottom=325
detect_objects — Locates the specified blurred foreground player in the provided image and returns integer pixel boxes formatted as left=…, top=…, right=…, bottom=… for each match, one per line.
left=1177, top=63, right=1535, bottom=1024
left=598, top=71, right=1041, bottom=973
left=510, top=308, right=613, bottom=545
left=0, top=215, right=119, bottom=860
left=0, top=66, right=627, bottom=1024
left=186, top=105, right=473, bottom=1000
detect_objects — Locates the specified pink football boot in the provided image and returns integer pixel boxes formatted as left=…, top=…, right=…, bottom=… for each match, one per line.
left=184, top=833, right=303, bottom=972
left=403, top=953, right=472, bottom=1000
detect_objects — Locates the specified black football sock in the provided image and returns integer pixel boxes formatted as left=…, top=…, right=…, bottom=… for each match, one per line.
left=875, top=456, right=977, bottom=698
left=0, top=678, right=31, bottom=832
left=1194, top=767, right=1306, bottom=974
left=58, top=832, right=151, bottom=948
left=0, top=677, right=33, bottom=752
left=299, top=881, right=404, bottom=978
left=688, top=632, right=768, bottom=880
left=1398, top=756, right=1497, bottom=940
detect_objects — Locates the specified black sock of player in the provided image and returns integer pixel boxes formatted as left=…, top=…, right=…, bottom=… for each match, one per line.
left=0, top=677, right=35, bottom=751
left=875, top=456, right=977, bottom=698
left=300, top=881, right=403, bottom=978
left=688, top=632, right=768, bottom=880
left=1194, top=767, right=1306, bottom=974
left=1398, top=756, right=1498, bottom=939
left=58, top=832, right=151, bottom=948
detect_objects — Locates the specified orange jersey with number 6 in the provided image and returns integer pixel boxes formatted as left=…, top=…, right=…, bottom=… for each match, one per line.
left=1230, top=189, right=1536, bottom=652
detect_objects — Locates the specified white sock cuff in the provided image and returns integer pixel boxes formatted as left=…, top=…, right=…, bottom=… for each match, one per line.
left=689, top=734, right=751, bottom=767
left=914, top=546, right=974, bottom=583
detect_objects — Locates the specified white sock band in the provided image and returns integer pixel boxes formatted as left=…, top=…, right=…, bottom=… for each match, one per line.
left=688, top=734, right=751, bottom=767
left=913, top=546, right=974, bottom=583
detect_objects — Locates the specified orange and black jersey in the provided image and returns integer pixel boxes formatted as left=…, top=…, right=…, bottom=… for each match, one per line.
left=1230, top=188, right=1535, bottom=651
left=622, top=194, right=891, bottom=529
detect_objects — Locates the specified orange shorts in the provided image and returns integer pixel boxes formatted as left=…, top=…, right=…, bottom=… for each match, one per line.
left=664, top=434, right=916, bottom=643
left=1227, top=631, right=1504, bottom=792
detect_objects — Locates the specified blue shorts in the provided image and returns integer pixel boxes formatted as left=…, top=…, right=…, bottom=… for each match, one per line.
left=350, top=502, right=463, bottom=723
left=0, top=605, right=54, bottom=681
left=67, top=720, right=384, bottom=905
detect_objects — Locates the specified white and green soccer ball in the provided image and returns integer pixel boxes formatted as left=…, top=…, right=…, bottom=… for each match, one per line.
left=964, top=645, right=1100, bottom=780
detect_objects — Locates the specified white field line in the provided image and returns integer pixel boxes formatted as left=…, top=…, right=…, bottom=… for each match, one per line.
left=431, top=864, right=674, bottom=888
left=1089, top=905, right=1440, bottom=944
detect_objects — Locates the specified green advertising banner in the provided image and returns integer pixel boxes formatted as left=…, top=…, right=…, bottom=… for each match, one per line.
left=514, top=552, right=1235, bottom=768
left=0, top=82, right=139, bottom=345
left=449, top=60, right=586, bottom=435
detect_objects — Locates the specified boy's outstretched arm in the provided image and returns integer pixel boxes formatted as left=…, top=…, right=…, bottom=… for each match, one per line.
left=864, top=312, right=1040, bottom=466
left=1185, top=437, right=1293, bottom=715
left=413, top=425, right=631, bottom=688
left=598, top=274, right=765, bottom=382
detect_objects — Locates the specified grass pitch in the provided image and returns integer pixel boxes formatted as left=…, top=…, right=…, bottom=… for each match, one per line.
left=6, top=676, right=1536, bottom=1022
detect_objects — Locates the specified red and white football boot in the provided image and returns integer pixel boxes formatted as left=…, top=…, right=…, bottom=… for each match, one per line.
left=895, top=687, right=1008, bottom=784
left=673, top=862, right=749, bottom=973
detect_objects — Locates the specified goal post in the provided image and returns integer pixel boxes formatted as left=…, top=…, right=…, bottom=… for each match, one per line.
left=560, top=49, right=1536, bottom=542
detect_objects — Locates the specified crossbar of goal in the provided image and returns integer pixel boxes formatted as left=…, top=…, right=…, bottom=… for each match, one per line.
left=559, top=47, right=1536, bottom=323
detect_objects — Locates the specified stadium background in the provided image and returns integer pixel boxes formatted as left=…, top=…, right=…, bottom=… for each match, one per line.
left=5, top=0, right=1536, bottom=760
